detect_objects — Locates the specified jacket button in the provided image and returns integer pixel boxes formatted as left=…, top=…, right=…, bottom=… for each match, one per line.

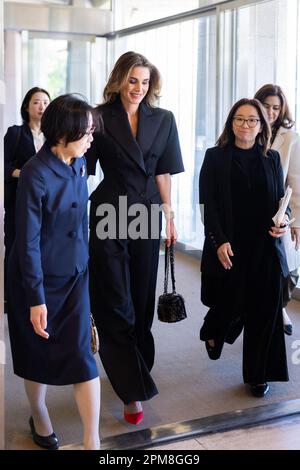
left=72, top=202, right=78, bottom=208
left=140, top=192, right=146, bottom=198
left=69, top=231, right=77, bottom=238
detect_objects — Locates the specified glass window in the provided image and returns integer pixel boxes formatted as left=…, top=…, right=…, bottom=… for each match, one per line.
left=113, top=0, right=199, bottom=29
left=220, top=0, right=300, bottom=129
left=27, top=37, right=93, bottom=100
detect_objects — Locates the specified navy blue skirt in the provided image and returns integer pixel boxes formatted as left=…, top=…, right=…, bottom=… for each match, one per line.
left=7, top=251, right=98, bottom=385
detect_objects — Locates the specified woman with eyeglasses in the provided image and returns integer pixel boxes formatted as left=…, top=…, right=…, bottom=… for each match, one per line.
left=199, top=98, right=289, bottom=397
left=7, top=94, right=101, bottom=450
left=254, top=84, right=300, bottom=336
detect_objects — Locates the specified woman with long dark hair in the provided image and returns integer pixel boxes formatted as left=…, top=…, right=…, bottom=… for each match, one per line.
left=4, top=87, right=50, bottom=305
left=199, top=98, right=289, bottom=397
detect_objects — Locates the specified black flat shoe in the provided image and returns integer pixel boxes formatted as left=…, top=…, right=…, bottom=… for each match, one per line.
left=249, top=383, right=269, bottom=397
left=284, top=324, right=293, bottom=336
left=205, top=338, right=223, bottom=360
left=29, top=416, right=59, bottom=450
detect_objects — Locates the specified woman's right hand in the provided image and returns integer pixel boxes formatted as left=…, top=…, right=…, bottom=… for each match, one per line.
left=217, top=242, right=234, bottom=270
left=12, top=169, right=21, bottom=178
left=30, top=304, right=49, bottom=339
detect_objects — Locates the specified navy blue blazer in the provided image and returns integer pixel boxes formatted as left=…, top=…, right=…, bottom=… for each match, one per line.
left=199, top=144, right=290, bottom=278
left=14, top=143, right=89, bottom=306
left=86, top=95, right=184, bottom=207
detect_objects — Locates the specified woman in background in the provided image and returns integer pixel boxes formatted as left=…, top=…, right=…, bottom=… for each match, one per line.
left=255, top=84, right=300, bottom=336
left=4, top=87, right=50, bottom=305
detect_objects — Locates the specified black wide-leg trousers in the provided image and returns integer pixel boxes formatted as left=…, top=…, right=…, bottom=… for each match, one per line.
left=89, top=203, right=160, bottom=404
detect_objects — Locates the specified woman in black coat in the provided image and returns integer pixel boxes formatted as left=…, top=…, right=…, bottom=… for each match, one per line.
left=7, top=95, right=101, bottom=450
left=4, top=87, right=50, bottom=304
left=199, top=98, right=289, bottom=397
left=86, top=51, right=184, bottom=424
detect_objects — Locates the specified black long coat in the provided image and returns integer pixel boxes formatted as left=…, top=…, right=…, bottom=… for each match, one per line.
left=200, top=145, right=289, bottom=283
left=199, top=144, right=289, bottom=384
left=86, top=96, right=184, bottom=403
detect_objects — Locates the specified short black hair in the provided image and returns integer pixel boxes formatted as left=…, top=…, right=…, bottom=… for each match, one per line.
left=21, top=87, right=51, bottom=123
left=41, top=93, right=102, bottom=146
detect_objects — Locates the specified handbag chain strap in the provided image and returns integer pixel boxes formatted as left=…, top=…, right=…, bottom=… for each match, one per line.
left=164, top=244, right=176, bottom=294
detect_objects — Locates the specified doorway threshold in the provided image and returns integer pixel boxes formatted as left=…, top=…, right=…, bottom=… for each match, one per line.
left=100, top=398, right=300, bottom=450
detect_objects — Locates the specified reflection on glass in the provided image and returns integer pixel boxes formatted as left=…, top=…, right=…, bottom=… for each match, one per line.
left=114, top=0, right=199, bottom=29
left=27, top=38, right=92, bottom=100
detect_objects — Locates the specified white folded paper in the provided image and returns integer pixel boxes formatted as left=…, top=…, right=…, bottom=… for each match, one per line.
left=272, top=186, right=292, bottom=227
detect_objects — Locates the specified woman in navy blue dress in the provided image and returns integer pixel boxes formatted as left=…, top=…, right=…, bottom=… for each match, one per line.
left=7, top=94, right=101, bottom=450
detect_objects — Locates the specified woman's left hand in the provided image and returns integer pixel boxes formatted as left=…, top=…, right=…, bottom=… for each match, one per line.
left=269, top=224, right=288, bottom=238
left=291, top=227, right=300, bottom=250
left=166, top=219, right=177, bottom=247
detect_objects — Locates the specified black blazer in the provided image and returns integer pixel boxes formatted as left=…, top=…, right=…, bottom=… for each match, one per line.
left=4, top=123, right=36, bottom=181
left=4, top=123, right=36, bottom=209
left=199, top=144, right=289, bottom=278
left=86, top=96, right=184, bottom=207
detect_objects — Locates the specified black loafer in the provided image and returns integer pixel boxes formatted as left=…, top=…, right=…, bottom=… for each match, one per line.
left=205, top=338, right=224, bottom=360
left=249, top=383, right=269, bottom=397
left=29, top=417, right=59, bottom=450
left=284, top=324, right=293, bottom=336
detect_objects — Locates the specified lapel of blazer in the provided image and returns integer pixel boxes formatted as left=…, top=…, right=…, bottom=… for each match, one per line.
left=103, top=97, right=146, bottom=174
left=260, top=145, right=276, bottom=216
left=136, top=102, right=164, bottom=158
left=220, top=146, right=233, bottom=239
left=23, top=123, right=36, bottom=155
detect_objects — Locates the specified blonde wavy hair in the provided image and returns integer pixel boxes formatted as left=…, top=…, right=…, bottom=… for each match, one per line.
left=103, top=51, right=162, bottom=106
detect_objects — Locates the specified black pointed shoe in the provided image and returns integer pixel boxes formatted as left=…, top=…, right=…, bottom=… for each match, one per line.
left=284, top=323, right=293, bottom=336
left=29, top=417, right=59, bottom=450
left=205, top=338, right=224, bottom=360
left=249, top=383, right=269, bottom=398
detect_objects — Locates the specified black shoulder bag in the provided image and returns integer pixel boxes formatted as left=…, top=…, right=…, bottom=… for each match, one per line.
left=157, top=244, right=187, bottom=323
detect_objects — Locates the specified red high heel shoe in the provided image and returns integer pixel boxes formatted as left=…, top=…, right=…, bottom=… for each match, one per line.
left=124, top=410, right=144, bottom=425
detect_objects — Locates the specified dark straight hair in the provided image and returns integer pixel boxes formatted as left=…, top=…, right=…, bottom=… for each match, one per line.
left=254, top=84, right=294, bottom=145
left=21, top=87, right=51, bottom=123
left=217, top=98, right=271, bottom=156
left=41, top=93, right=102, bottom=147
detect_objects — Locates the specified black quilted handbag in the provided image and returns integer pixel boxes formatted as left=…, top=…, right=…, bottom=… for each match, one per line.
left=157, top=244, right=187, bottom=323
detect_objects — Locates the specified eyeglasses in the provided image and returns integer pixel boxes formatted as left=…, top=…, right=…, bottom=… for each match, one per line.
left=84, top=126, right=96, bottom=137
left=233, top=117, right=260, bottom=128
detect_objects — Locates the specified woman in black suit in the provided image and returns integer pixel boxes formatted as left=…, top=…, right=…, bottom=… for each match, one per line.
left=199, top=98, right=289, bottom=397
left=4, top=87, right=50, bottom=303
left=86, top=51, right=184, bottom=424
left=7, top=94, right=101, bottom=450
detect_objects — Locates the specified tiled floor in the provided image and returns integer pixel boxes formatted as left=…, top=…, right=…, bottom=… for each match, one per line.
left=60, top=414, right=300, bottom=450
